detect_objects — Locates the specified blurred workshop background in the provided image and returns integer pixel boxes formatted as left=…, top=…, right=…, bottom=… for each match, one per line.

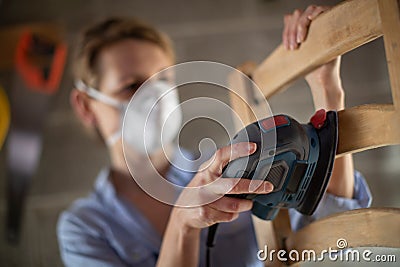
left=0, top=0, right=399, bottom=266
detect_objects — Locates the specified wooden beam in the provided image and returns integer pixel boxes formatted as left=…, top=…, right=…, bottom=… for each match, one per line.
left=378, top=0, right=400, bottom=109
left=252, top=0, right=382, bottom=99
left=0, top=23, right=63, bottom=70
left=337, top=104, right=400, bottom=156
left=227, top=64, right=257, bottom=129
left=286, top=208, right=400, bottom=263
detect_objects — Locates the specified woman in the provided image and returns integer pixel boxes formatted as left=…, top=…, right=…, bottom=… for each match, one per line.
left=57, top=5, right=372, bottom=267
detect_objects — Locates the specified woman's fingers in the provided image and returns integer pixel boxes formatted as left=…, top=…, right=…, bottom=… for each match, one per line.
left=283, top=14, right=291, bottom=49
left=201, top=198, right=252, bottom=225
left=176, top=142, right=275, bottom=227
left=283, top=5, right=330, bottom=50
left=296, top=5, right=316, bottom=43
left=208, top=197, right=253, bottom=213
left=203, top=182, right=272, bottom=224
left=207, top=142, right=257, bottom=176
left=308, top=6, right=330, bottom=20
left=287, top=9, right=302, bottom=50
left=211, top=178, right=274, bottom=195
left=199, top=207, right=240, bottom=225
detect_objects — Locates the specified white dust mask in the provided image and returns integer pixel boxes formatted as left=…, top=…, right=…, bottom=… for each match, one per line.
left=75, top=80, right=182, bottom=154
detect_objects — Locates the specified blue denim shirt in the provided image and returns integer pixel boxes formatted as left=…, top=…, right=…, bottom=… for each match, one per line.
left=57, top=153, right=372, bottom=267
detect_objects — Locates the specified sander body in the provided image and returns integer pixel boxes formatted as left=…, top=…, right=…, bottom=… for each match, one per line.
left=222, top=110, right=338, bottom=220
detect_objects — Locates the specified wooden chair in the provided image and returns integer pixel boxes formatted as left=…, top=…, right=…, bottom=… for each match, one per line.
left=228, top=0, right=400, bottom=265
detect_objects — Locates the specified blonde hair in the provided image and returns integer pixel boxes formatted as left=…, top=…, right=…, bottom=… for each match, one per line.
left=73, top=17, right=175, bottom=88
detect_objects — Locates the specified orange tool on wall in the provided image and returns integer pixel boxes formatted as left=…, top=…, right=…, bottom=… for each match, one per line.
left=5, top=28, right=67, bottom=243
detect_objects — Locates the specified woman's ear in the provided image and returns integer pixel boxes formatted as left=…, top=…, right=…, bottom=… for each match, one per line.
left=70, top=89, right=96, bottom=128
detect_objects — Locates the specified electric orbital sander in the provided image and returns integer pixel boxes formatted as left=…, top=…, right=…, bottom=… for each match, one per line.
left=223, top=109, right=338, bottom=220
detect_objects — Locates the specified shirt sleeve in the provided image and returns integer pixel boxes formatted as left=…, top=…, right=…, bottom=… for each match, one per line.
left=57, top=211, right=128, bottom=267
left=289, top=171, right=372, bottom=232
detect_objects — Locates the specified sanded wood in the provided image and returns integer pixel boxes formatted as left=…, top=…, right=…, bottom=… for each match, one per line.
left=286, top=208, right=400, bottom=262
left=0, top=23, right=63, bottom=70
left=227, top=66, right=257, bottom=129
left=252, top=0, right=382, bottom=98
left=336, top=104, right=400, bottom=156
left=378, top=0, right=400, bottom=108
